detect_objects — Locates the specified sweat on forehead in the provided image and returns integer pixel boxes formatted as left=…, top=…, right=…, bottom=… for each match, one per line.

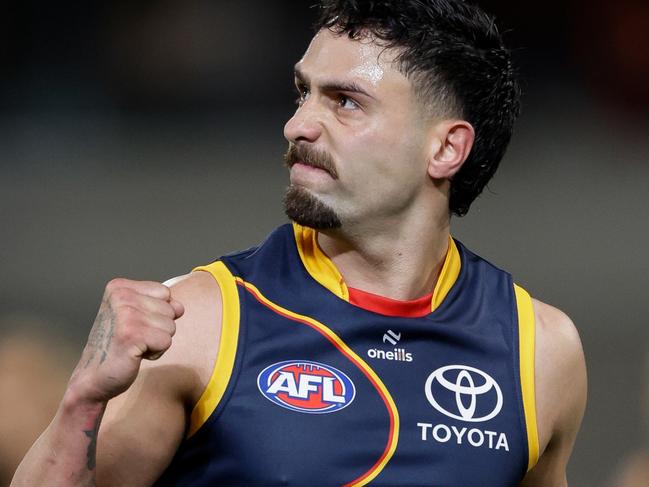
left=296, top=29, right=404, bottom=89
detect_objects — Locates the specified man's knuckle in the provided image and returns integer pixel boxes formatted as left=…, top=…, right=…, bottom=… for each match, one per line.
left=157, top=284, right=171, bottom=300
left=109, top=288, right=134, bottom=305
left=106, top=278, right=127, bottom=292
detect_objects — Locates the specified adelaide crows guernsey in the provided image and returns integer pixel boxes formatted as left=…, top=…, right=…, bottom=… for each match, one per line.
left=155, top=223, right=539, bottom=486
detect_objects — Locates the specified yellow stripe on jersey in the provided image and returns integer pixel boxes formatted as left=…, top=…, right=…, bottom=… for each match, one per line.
left=187, top=261, right=241, bottom=438
left=431, top=237, right=461, bottom=312
left=514, top=284, right=539, bottom=471
left=293, top=223, right=349, bottom=300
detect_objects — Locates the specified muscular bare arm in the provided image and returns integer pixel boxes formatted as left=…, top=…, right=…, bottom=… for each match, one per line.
left=10, top=271, right=221, bottom=487
left=520, top=299, right=587, bottom=486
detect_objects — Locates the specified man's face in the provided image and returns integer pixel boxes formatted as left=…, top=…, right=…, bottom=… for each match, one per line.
left=283, top=29, right=433, bottom=230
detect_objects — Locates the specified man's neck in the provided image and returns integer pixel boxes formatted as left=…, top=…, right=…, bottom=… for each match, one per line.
left=317, top=215, right=451, bottom=302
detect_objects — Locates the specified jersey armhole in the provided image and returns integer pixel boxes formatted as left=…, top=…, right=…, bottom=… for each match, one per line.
left=186, top=261, right=241, bottom=438
left=514, top=284, right=540, bottom=472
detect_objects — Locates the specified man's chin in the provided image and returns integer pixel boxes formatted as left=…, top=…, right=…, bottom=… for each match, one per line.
left=283, top=185, right=342, bottom=230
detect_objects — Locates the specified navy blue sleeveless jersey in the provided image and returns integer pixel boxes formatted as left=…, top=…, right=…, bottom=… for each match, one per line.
left=155, top=223, right=539, bottom=486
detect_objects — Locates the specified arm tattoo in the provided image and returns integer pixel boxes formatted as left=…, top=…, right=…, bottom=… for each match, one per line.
left=83, top=410, right=104, bottom=471
left=84, top=301, right=115, bottom=368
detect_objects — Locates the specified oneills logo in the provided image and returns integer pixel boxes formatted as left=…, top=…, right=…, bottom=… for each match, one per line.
left=367, top=330, right=413, bottom=363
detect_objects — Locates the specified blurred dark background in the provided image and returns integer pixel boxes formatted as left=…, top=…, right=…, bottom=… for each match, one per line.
left=1, top=1, right=648, bottom=485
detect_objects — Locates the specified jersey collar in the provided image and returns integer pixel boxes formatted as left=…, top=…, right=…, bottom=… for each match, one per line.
left=292, top=223, right=461, bottom=316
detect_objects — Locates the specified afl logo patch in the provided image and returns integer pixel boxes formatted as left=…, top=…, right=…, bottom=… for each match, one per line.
left=257, top=360, right=356, bottom=414
left=425, top=365, right=503, bottom=422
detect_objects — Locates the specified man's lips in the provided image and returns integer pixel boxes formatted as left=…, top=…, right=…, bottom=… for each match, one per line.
left=289, top=162, right=338, bottom=186
left=292, top=160, right=334, bottom=177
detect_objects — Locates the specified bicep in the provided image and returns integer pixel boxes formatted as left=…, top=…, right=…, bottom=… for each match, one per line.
left=96, top=364, right=195, bottom=486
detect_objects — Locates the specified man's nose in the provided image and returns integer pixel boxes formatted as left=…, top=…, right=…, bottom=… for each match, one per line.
left=284, top=100, right=324, bottom=144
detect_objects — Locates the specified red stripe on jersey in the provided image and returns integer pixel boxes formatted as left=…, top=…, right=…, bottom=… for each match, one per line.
left=348, top=287, right=433, bottom=318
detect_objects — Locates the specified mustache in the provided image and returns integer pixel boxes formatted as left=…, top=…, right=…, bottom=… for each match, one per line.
left=284, top=144, right=339, bottom=179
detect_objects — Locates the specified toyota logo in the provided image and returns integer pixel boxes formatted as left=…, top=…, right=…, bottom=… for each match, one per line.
left=425, top=365, right=503, bottom=422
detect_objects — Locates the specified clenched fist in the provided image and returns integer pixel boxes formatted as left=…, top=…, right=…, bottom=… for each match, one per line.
left=70, top=278, right=185, bottom=404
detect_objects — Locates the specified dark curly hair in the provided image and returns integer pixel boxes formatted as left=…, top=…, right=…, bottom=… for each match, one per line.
left=315, top=0, right=521, bottom=216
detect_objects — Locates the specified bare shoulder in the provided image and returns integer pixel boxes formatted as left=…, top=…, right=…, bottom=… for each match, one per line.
left=532, top=299, right=582, bottom=353
left=533, top=298, right=587, bottom=438
left=532, top=299, right=586, bottom=414
left=152, top=270, right=224, bottom=398
left=520, top=298, right=587, bottom=486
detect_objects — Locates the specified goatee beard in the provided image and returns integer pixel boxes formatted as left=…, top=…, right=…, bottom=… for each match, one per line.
left=283, top=185, right=342, bottom=230
left=283, top=143, right=342, bottom=229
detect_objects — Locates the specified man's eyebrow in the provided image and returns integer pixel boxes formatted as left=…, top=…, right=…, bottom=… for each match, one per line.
left=293, top=67, right=376, bottom=100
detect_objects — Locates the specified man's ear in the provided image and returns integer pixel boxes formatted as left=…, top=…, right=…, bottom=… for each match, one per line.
left=427, top=120, right=475, bottom=180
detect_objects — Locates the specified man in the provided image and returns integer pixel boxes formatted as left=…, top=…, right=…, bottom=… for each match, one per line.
left=12, top=1, right=586, bottom=485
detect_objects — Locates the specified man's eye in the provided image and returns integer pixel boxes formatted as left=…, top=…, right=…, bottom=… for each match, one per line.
left=295, top=87, right=310, bottom=106
left=339, top=95, right=359, bottom=110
